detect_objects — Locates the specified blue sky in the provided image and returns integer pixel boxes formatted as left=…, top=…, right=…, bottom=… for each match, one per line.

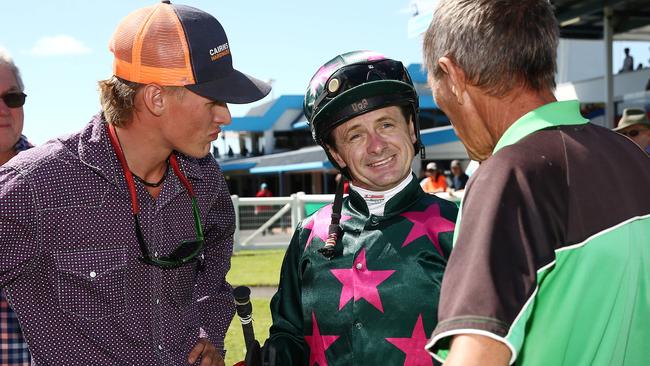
left=1, top=0, right=425, bottom=145
left=0, top=0, right=648, bottom=145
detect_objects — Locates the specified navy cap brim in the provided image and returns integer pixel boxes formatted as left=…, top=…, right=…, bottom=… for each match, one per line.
left=185, top=69, right=272, bottom=104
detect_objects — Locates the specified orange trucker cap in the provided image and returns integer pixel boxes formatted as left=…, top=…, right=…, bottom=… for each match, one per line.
left=109, top=0, right=271, bottom=104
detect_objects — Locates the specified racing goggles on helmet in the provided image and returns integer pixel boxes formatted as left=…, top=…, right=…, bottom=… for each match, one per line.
left=312, top=59, right=413, bottom=116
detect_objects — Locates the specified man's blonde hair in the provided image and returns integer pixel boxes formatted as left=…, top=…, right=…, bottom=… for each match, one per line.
left=98, top=76, right=185, bottom=127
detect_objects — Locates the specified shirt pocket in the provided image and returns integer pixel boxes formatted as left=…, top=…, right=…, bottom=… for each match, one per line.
left=171, top=261, right=199, bottom=308
left=55, top=247, right=127, bottom=321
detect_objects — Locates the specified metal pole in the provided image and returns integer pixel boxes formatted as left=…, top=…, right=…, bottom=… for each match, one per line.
left=604, top=6, right=615, bottom=129
left=278, top=172, right=284, bottom=196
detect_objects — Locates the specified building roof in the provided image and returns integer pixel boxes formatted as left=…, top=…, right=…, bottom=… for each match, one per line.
left=223, top=94, right=304, bottom=132
left=217, top=125, right=467, bottom=175
left=554, top=0, right=650, bottom=40
left=224, top=64, right=437, bottom=133
left=249, top=146, right=332, bottom=174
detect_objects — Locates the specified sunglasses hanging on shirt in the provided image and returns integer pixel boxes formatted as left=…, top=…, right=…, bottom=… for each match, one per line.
left=107, top=123, right=206, bottom=269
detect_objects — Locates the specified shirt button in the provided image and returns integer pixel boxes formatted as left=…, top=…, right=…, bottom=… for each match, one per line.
left=355, top=322, right=363, bottom=329
left=89, top=271, right=97, bottom=278
left=370, top=217, right=379, bottom=226
left=156, top=299, right=160, bottom=304
left=158, top=345, right=163, bottom=350
left=154, top=251, right=159, bottom=258
left=355, top=263, right=363, bottom=270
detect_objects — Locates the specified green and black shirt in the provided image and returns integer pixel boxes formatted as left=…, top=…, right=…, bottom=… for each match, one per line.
left=268, top=176, right=458, bottom=365
left=427, top=100, right=650, bottom=365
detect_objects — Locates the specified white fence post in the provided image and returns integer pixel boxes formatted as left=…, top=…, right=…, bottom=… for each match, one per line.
left=231, top=195, right=241, bottom=251
left=297, top=191, right=306, bottom=222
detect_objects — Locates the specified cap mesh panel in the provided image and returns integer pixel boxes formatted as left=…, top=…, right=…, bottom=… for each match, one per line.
left=110, top=4, right=193, bottom=85
left=140, top=7, right=187, bottom=69
left=110, top=7, right=154, bottom=65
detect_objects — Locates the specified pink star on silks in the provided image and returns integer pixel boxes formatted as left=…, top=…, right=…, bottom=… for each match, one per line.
left=304, top=311, right=339, bottom=366
left=400, top=204, right=455, bottom=256
left=303, top=204, right=351, bottom=252
left=330, top=248, right=395, bottom=313
left=386, top=314, right=433, bottom=366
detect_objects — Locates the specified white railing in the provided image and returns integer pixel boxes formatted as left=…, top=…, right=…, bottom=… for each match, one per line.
left=230, top=191, right=462, bottom=251
left=230, top=192, right=335, bottom=251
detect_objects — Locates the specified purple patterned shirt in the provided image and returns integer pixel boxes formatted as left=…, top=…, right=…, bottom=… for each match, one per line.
left=0, top=134, right=33, bottom=365
left=0, top=115, right=235, bottom=365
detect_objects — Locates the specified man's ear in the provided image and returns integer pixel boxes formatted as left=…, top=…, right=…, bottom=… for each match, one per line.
left=408, top=116, right=417, bottom=145
left=326, top=144, right=347, bottom=169
left=140, top=83, right=165, bottom=117
left=438, top=56, right=467, bottom=105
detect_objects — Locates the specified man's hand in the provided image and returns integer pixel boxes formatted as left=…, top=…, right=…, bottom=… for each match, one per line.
left=188, top=338, right=224, bottom=366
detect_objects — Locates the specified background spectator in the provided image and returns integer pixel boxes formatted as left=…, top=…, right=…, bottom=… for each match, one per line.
left=255, top=183, right=274, bottom=235
left=420, top=162, right=447, bottom=193
left=613, top=108, right=650, bottom=152
left=620, top=47, right=634, bottom=73
left=448, top=160, right=469, bottom=191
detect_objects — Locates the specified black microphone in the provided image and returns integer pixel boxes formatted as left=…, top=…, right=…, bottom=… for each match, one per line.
left=233, top=286, right=256, bottom=353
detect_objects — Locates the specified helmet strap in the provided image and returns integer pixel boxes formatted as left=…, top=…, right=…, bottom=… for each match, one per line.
left=319, top=174, right=346, bottom=259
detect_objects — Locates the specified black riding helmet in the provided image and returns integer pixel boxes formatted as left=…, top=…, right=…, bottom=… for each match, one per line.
left=303, top=51, right=423, bottom=259
left=304, top=50, right=423, bottom=174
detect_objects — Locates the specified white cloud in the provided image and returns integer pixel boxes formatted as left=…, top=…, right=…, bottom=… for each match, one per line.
left=30, top=35, right=91, bottom=56
left=399, top=0, right=439, bottom=15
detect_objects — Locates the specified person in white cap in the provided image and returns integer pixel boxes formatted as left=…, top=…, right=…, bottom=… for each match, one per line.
left=420, top=161, right=448, bottom=193
left=613, top=108, right=650, bottom=153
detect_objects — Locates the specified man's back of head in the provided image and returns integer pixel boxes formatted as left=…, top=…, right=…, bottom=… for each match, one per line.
left=422, top=0, right=559, bottom=161
left=423, top=0, right=558, bottom=97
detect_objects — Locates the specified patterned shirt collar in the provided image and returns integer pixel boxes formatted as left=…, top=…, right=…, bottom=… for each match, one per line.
left=14, top=135, right=33, bottom=152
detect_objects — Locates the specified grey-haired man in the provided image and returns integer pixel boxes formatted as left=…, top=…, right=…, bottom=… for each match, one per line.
left=423, top=0, right=650, bottom=365
left=0, top=47, right=32, bottom=366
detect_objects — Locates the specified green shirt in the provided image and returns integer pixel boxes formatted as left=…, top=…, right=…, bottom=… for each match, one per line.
left=428, top=100, right=650, bottom=365
left=268, top=176, right=458, bottom=365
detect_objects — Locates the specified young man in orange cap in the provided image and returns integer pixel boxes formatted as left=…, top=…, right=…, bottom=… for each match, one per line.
left=0, top=2, right=270, bottom=365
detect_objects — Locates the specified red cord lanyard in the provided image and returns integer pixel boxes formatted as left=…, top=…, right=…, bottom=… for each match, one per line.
left=106, top=123, right=196, bottom=214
